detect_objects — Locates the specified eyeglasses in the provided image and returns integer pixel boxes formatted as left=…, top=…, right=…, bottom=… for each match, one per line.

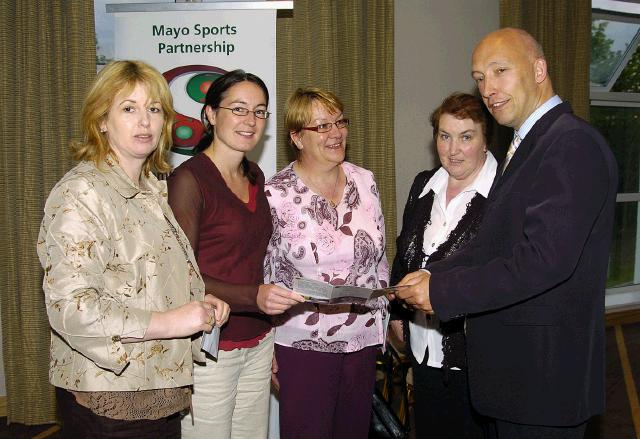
left=300, top=118, right=350, bottom=133
left=219, top=106, right=271, bottom=119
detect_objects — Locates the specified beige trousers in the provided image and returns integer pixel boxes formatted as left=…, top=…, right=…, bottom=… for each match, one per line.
left=182, top=330, right=274, bottom=439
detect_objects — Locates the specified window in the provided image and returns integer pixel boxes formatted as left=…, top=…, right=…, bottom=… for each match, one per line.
left=591, top=0, right=640, bottom=308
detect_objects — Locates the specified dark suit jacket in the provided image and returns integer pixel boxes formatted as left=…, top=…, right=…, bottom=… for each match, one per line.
left=428, top=102, right=618, bottom=426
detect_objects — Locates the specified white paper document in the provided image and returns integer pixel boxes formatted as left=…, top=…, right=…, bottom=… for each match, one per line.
left=201, top=325, right=220, bottom=358
left=293, top=277, right=407, bottom=304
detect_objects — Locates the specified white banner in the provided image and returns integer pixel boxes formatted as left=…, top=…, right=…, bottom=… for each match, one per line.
left=112, top=7, right=277, bottom=175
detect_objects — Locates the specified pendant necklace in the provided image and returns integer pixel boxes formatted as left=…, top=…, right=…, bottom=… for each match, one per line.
left=326, top=167, right=340, bottom=208
left=325, top=168, right=340, bottom=209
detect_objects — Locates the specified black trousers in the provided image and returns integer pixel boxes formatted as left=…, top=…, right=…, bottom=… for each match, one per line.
left=483, top=418, right=587, bottom=439
left=56, top=387, right=181, bottom=439
left=410, top=353, right=483, bottom=439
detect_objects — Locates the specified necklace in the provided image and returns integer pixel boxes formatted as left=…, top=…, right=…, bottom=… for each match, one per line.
left=296, top=162, right=341, bottom=208
left=327, top=168, right=340, bottom=208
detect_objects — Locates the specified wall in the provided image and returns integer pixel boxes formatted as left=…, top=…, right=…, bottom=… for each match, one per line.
left=394, top=0, right=499, bottom=223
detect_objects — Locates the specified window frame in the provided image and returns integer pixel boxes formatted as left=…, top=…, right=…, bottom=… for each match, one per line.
left=591, top=8, right=640, bottom=309
left=591, top=9, right=640, bottom=92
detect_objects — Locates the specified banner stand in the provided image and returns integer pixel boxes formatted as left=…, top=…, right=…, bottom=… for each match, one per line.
left=108, top=2, right=292, bottom=438
left=108, top=1, right=293, bottom=176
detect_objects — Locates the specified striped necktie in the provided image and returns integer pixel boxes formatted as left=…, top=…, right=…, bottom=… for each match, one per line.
left=501, top=133, right=521, bottom=174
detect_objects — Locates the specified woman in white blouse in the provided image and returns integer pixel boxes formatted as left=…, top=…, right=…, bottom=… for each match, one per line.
left=390, top=92, right=497, bottom=438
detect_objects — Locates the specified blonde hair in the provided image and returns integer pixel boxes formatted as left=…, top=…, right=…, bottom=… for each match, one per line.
left=284, top=87, right=344, bottom=157
left=72, top=60, right=176, bottom=175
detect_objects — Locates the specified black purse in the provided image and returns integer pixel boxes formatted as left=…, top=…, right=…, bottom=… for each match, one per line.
left=370, top=387, right=409, bottom=439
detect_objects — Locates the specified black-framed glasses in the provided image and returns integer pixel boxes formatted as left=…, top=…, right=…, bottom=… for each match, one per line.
left=219, top=106, right=271, bottom=119
left=301, top=118, right=350, bottom=133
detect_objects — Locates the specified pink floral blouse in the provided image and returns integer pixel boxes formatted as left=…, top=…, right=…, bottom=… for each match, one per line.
left=264, top=161, right=389, bottom=353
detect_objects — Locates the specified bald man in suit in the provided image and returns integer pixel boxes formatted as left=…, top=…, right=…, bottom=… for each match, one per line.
left=394, top=28, right=618, bottom=438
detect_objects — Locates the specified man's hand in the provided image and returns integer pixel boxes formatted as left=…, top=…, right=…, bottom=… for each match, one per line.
left=395, top=270, right=434, bottom=314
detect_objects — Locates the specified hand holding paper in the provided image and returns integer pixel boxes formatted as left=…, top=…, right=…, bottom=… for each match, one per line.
left=204, top=294, right=230, bottom=327
left=200, top=294, right=229, bottom=359
left=257, top=283, right=305, bottom=315
left=394, top=270, right=434, bottom=314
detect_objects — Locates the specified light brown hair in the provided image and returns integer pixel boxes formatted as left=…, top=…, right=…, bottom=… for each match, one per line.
left=284, top=87, right=344, bottom=158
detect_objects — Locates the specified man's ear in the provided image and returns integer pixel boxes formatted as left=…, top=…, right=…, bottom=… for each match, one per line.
left=534, top=57, right=548, bottom=84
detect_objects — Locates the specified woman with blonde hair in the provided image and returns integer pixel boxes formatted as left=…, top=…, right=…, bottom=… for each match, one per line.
left=264, top=87, right=389, bottom=438
left=38, top=60, right=229, bottom=438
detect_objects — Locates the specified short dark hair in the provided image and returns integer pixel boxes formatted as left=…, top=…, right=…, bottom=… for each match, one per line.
left=430, top=92, right=493, bottom=146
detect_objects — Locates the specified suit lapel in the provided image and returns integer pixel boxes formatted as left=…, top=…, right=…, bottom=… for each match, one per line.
left=489, top=103, right=573, bottom=197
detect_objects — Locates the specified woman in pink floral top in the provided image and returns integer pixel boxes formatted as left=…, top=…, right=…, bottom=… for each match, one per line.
left=264, top=87, right=389, bottom=438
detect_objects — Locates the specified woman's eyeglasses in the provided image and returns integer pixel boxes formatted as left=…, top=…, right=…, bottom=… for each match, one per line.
left=300, top=118, right=350, bottom=133
left=219, top=106, right=271, bottom=119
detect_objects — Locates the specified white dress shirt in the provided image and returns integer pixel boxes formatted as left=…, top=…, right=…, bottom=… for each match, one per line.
left=513, top=95, right=562, bottom=150
left=409, top=152, right=497, bottom=367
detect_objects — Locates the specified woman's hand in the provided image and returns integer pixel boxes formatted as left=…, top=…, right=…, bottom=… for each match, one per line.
left=257, top=284, right=305, bottom=315
left=271, top=353, right=280, bottom=391
left=205, top=294, right=230, bottom=327
left=124, top=300, right=217, bottom=343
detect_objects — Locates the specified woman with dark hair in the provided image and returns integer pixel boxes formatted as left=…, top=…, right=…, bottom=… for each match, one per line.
left=390, top=92, right=497, bottom=438
left=168, top=70, right=304, bottom=438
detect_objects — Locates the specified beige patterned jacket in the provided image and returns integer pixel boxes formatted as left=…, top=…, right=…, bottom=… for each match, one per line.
left=37, top=159, right=206, bottom=392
